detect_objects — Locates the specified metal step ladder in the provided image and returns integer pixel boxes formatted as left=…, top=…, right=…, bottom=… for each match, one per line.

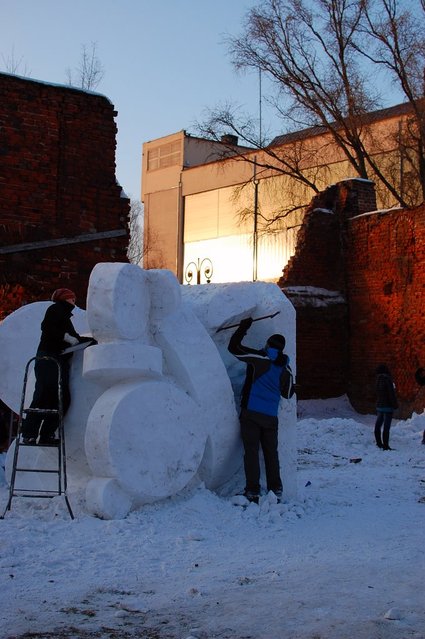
left=1, top=356, right=74, bottom=520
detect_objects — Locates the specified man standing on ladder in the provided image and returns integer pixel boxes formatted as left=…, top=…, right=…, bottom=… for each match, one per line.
left=21, top=288, right=95, bottom=445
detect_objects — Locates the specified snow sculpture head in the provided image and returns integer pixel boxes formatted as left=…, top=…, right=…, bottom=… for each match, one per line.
left=0, top=264, right=297, bottom=519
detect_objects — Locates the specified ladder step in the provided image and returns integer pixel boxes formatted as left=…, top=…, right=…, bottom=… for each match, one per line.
left=20, top=440, right=60, bottom=447
left=23, top=408, right=59, bottom=414
left=12, top=491, right=63, bottom=498
left=15, top=467, right=60, bottom=474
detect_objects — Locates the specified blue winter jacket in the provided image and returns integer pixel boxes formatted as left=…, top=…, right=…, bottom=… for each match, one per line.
left=228, top=324, right=289, bottom=417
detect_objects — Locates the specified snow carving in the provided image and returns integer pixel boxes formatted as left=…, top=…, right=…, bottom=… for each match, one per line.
left=0, top=263, right=297, bottom=519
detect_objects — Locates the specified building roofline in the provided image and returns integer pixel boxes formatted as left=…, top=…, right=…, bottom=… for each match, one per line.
left=144, top=128, right=253, bottom=151
left=270, top=101, right=417, bottom=147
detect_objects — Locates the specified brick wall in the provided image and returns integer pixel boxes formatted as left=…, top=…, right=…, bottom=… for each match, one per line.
left=279, top=179, right=376, bottom=399
left=279, top=177, right=425, bottom=417
left=0, top=72, right=130, bottom=318
left=347, top=204, right=425, bottom=418
left=291, top=300, right=349, bottom=398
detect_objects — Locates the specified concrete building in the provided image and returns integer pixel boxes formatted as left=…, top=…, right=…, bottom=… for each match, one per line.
left=141, top=102, right=422, bottom=284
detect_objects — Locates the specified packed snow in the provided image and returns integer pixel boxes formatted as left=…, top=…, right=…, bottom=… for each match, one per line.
left=0, top=266, right=424, bottom=638
left=1, top=395, right=424, bottom=639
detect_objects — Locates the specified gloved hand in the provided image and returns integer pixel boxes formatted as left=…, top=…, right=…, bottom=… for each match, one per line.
left=239, top=317, right=253, bottom=332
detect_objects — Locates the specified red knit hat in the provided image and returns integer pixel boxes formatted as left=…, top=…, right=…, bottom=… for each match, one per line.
left=51, top=288, right=76, bottom=303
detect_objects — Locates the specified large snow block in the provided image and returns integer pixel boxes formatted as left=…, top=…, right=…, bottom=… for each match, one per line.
left=83, top=341, right=163, bottom=386
left=87, top=262, right=150, bottom=342
left=146, top=270, right=242, bottom=489
left=84, top=380, right=207, bottom=504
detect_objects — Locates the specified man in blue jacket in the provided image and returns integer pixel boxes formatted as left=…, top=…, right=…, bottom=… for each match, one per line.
left=228, top=317, right=290, bottom=503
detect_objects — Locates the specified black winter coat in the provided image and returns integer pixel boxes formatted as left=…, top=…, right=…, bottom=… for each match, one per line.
left=37, top=301, right=85, bottom=356
left=376, top=372, right=398, bottom=410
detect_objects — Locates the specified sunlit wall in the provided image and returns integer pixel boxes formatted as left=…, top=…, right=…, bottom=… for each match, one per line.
left=183, top=179, right=302, bottom=284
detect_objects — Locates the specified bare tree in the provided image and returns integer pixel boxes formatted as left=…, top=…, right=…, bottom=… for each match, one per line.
left=127, top=199, right=167, bottom=268
left=198, top=103, right=323, bottom=194
left=1, top=46, right=31, bottom=76
left=199, top=0, right=425, bottom=213
left=197, top=104, right=331, bottom=232
left=358, top=0, right=425, bottom=200
left=66, top=42, right=104, bottom=91
left=142, top=227, right=166, bottom=270
left=127, top=199, right=144, bottom=265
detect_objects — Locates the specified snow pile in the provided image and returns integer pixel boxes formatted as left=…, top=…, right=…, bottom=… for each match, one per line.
left=0, top=397, right=424, bottom=639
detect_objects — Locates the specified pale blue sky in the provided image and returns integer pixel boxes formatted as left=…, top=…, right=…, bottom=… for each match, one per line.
left=1, top=0, right=276, bottom=199
left=1, top=0, right=408, bottom=201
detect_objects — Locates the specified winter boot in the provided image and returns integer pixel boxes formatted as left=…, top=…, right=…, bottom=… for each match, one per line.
left=243, top=490, right=259, bottom=505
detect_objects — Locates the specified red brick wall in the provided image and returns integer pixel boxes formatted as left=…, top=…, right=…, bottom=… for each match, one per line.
left=292, top=302, right=349, bottom=398
left=279, top=179, right=376, bottom=399
left=279, top=177, right=425, bottom=417
left=347, top=204, right=425, bottom=417
left=0, top=72, right=130, bottom=318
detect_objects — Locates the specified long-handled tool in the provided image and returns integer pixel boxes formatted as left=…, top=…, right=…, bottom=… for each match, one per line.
left=215, top=311, right=280, bottom=333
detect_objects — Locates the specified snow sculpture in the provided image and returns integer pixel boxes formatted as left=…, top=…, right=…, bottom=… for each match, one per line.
left=0, top=264, right=297, bottom=518
left=83, top=264, right=209, bottom=516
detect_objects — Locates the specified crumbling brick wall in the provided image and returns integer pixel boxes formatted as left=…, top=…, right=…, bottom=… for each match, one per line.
left=279, top=179, right=376, bottom=400
left=0, top=72, right=130, bottom=319
left=279, top=177, right=425, bottom=417
left=346, top=204, right=425, bottom=418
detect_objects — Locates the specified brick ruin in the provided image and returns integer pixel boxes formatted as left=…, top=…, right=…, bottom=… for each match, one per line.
left=279, top=179, right=425, bottom=418
left=0, top=72, right=130, bottom=319
left=346, top=200, right=425, bottom=417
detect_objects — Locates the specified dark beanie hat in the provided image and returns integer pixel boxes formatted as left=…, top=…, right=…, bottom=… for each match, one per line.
left=376, top=363, right=390, bottom=375
left=51, top=288, right=76, bottom=302
left=267, top=334, right=286, bottom=351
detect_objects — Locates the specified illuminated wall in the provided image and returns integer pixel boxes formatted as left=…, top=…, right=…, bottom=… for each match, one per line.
left=183, top=178, right=303, bottom=283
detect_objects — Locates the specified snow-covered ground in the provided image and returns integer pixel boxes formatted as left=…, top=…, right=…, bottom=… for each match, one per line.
left=1, top=396, right=424, bottom=639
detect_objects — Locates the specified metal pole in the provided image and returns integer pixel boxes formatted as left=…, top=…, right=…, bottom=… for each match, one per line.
left=253, top=158, right=258, bottom=282
left=216, top=311, right=280, bottom=333
left=259, top=67, right=262, bottom=145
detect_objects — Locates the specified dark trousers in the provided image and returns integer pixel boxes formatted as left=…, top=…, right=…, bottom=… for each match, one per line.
left=374, top=410, right=393, bottom=448
left=240, top=409, right=282, bottom=495
left=22, top=356, right=70, bottom=440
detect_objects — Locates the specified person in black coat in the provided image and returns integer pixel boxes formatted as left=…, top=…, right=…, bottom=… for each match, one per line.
left=414, top=367, right=425, bottom=444
left=228, top=317, right=292, bottom=503
left=21, top=288, right=95, bottom=444
left=374, top=364, right=398, bottom=450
